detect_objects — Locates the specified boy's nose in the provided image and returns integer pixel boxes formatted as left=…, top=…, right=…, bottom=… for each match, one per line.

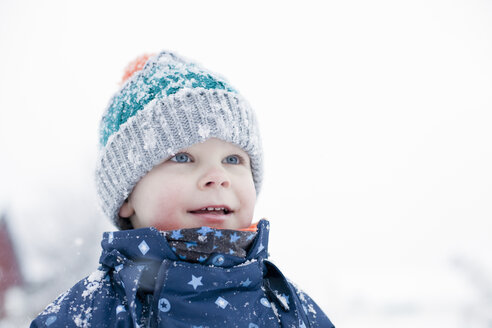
left=198, top=168, right=231, bottom=190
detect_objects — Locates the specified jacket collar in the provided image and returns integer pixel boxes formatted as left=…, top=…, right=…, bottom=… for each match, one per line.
left=97, top=219, right=310, bottom=327
left=99, top=219, right=270, bottom=269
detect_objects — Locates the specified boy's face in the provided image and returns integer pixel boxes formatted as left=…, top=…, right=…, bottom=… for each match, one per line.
left=119, top=138, right=256, bottom=231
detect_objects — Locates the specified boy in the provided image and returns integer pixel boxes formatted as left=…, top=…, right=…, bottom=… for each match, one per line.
left=31, top=51, right=335, bottom=327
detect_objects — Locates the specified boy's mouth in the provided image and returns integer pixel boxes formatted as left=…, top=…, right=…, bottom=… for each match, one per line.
left=188, top=206, right=233, bottom=215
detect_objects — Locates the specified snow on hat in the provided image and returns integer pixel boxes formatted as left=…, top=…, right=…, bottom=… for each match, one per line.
left=95, top=51, right=263, bottom=229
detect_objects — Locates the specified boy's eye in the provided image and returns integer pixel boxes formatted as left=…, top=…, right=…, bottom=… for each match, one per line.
left=223, top=155, right=240, bottom=165
left=170, top=153, right=192, bottom=163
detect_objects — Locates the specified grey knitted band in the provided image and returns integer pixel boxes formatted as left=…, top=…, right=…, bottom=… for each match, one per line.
left=95, top=87, right=263, bottom=229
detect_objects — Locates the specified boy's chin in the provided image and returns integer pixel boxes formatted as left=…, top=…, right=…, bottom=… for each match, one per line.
left=188, top=211, right=232, bottom=228
left=143, top=215, right=252, bottom=232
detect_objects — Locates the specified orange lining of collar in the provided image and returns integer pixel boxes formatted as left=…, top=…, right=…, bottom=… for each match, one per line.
left=203, top=222, right=258, bottom=232
left=238, top=222, right=258, bottom=232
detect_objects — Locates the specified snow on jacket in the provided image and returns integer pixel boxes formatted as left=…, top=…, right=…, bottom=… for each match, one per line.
left=30, top=219, right=335, bottom=327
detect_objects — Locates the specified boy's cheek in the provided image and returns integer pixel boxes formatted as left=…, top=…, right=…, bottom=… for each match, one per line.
left=147, top=192, right=189, bottom=230
left=239, top=188, right=256, bottom=224
left=241, top=178, right=257, bottom=205
left=149, top=217, right=181, bottom=231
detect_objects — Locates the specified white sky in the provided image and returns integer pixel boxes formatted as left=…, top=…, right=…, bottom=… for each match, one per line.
left=1, top=0, right=492, bottom=327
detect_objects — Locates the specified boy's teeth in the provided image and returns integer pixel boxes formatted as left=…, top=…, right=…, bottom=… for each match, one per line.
left=200, top=207, right=225, bottom=211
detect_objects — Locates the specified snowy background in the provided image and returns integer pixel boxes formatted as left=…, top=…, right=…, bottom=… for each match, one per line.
left=1, top=0, right=492, bottom=327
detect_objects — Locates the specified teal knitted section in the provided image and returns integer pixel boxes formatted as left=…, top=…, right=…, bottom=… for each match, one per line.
left=100, top=52, right=237, bottom=147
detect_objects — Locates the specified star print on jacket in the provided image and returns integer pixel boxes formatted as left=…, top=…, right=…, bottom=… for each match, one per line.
left=30, top=220, right=335, bottom=328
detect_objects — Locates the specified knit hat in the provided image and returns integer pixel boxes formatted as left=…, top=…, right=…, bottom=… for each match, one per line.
left=95, top=51, right=263, bottom=230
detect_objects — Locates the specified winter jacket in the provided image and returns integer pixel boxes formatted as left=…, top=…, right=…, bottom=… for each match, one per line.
left=31, top=219, right=335, bottom=327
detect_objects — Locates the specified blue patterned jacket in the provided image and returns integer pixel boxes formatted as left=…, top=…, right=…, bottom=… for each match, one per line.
left=31, top=220, right=335, bottom=327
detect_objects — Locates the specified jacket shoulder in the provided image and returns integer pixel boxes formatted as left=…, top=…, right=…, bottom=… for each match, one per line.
left=30, top=269, right=118, bottom=328
left=288, top=280, right=335, bottom=328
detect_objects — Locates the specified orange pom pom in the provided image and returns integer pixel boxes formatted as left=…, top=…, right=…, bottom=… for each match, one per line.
left=121, top=53, right=155, bottom=84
